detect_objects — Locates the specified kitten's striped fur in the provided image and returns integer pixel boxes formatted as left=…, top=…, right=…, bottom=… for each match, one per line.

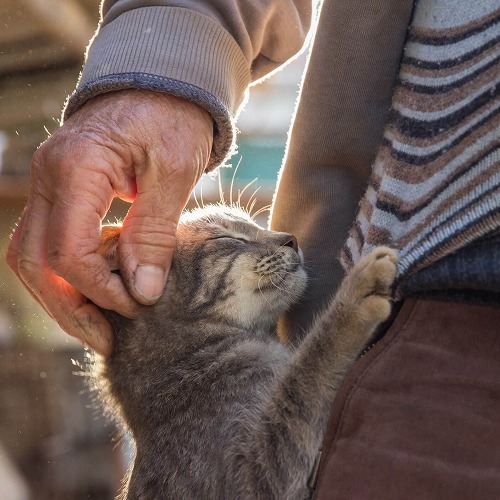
left=94, top=205, right=397, bottom=499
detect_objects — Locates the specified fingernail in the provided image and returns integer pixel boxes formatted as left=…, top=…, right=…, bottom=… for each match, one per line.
left=134, top=265, right=166, bottom=301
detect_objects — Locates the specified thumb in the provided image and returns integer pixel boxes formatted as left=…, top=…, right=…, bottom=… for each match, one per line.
left=120, top=157, right=197, bottom=305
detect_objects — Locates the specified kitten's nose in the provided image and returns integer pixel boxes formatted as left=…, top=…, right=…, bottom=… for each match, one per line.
left=278, top=233, right=299, bottom=252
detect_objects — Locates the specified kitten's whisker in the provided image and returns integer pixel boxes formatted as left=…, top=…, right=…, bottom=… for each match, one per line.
left=257, top=274, right=267, bottom=299
left=251, top=204, right=271, bottom=220
left=276, top=276, right=299, bottom=297
left=247, top=198, right=258, bottom=218
left=269, top=274, right=291, bottom=295
left=275, top=274, right=290, bottom=286
left=236, top=178, right=258, bottom=210
left=273, top=267, right=299, bottom=277
left=299, top=263, right=326, bottom=282
left=240, top=271, right=268, bottom=300
left=239, top=271, right=253, bottom=291
left=218, top=171, right=226, bottom=205
left=267, top=246, right=288, bottom=262
left=200, top=183, right=205, bottom=208
left=230, top=157, right=243, bottom=207
left=245, top=186, right=261, bottom=215
left=193, top=186, right=201, bottom=209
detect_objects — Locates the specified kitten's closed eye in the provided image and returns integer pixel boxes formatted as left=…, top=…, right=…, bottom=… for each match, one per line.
left=209, top=235, right=248, bottom=243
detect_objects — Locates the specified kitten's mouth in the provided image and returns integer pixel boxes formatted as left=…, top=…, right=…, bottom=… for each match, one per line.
left=254, top=261, right=305, bottom=294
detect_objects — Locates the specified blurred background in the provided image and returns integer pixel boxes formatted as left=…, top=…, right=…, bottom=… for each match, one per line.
left=0, top=1, right=306, bottom=498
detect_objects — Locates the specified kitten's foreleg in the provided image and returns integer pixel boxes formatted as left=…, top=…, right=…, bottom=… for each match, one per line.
left=232, top=247, right=398, bottom=499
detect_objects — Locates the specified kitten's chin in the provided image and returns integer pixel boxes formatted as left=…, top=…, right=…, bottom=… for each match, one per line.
left=260, top=268, right=308, bottom=324
left=227, top=266, right=308, bottom=331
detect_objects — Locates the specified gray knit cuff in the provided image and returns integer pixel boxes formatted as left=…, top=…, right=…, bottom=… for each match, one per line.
left=63, top=6, right=251, bottom=171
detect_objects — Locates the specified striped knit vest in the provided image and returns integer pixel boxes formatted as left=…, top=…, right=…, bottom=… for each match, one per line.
left=340, top=0, right=500, bottom=298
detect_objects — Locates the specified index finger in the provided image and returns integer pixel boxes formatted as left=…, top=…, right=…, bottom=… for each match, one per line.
left=14, top=192, right=117, bottom=355
left=46, top=171, right=138, bottom=319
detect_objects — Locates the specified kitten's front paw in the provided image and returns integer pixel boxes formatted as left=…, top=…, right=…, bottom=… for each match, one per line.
left=342, top=246, right=398, bottom=333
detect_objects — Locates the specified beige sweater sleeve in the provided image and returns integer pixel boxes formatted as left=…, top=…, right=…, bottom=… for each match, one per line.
left=63, top=1, right=313, bottom=169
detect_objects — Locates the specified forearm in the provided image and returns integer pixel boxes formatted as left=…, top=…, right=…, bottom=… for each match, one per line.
left=65, top=1, right=313, bottom=169
left=100, top=0, right=312, bottom=82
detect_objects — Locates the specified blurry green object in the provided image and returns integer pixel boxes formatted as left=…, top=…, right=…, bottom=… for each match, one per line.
left=220, top=136, right=285, bottom=187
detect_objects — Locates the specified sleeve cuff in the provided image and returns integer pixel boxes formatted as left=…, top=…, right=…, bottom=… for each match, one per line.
left=63, top=6, right=251, bottom=171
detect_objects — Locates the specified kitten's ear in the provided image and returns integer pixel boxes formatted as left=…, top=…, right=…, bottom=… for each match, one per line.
left=97, top=225, right=121, bottom=271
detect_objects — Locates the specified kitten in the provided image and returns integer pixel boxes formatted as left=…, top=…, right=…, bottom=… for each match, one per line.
left=93, top=205, right=397, bottom=499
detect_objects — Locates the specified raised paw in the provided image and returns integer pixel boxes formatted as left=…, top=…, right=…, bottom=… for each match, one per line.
left=338, top=246, right=398, bottom=336
left=351, top=246, right=398, bottom=299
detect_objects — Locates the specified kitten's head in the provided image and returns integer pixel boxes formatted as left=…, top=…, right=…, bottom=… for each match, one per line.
left=101, top=205, right=307, bottom=331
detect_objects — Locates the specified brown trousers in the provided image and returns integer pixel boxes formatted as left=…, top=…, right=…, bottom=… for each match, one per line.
left=315, top=298, right=500, bottom=499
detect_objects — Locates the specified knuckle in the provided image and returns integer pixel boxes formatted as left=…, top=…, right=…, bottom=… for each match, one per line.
left=30, top=149, right=47, bottom=181
left=47, top=247, right=76, bottom=276
left=160, top=154, right=185, bottom=177
left=5, top=243, right=19, bottom=272
left=131, top=231, right=177, bottom=255
left=86, top=261, right=111, bottom=289
left=31, top=147, right=44, bottom=167
left=125, top=216, right=177, bottom=247
left=48, top=245, right=112, bottom=292
left=122, top=217, right=177, bottom=266
left=17, top=256, right=40, bottom=281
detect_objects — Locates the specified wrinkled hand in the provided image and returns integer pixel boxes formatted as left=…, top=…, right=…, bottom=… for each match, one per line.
left=6, top=90, right=213, bottom=355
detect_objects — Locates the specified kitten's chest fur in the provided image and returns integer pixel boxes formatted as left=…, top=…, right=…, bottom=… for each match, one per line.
left=103, top=313, right=290, bottom=497
left=107, top=314, right=288, bottom=417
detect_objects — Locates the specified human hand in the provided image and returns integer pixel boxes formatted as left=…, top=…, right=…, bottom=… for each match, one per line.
left=6, top=90, right=213, bottom=355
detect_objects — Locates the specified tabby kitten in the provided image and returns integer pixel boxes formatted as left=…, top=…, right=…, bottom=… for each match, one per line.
left=94, top=205, right=397, bottom=499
